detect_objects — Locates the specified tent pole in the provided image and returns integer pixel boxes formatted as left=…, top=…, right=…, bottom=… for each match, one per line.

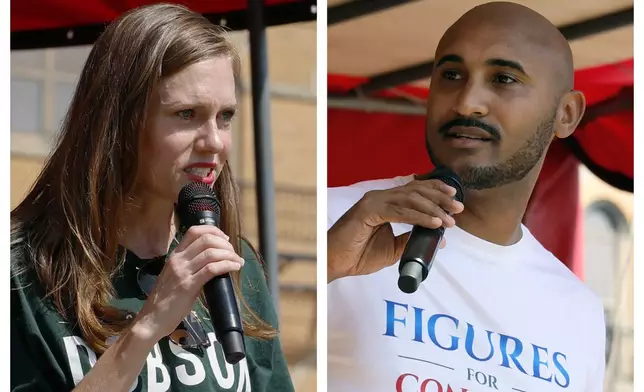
left=247, top=0, right=280, bottom=313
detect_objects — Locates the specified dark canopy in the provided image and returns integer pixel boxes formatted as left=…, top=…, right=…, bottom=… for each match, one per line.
left=11, top=0, right=316, bottom=49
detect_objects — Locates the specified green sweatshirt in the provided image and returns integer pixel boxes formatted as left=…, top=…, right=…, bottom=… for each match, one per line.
left=11, top=238, right=294, bottom=392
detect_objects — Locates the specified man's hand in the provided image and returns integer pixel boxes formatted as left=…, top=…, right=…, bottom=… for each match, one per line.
left=328, top=179, right=463, bottom=283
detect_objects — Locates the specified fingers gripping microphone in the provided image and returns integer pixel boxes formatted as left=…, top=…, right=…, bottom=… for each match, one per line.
left=177, top=182, right=245, bottom=364
left=398, top=167, right=464, bottom=294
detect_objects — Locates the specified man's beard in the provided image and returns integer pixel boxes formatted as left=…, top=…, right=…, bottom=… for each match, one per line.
left=426, top=114, right=556, bottom=190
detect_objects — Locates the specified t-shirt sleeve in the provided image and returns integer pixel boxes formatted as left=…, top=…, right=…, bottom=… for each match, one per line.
left=240, top=239, right=295, bottom=392
left=11, top=268, right=69, bottom=391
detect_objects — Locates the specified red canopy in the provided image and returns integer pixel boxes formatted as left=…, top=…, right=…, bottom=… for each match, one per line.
left=12, top=0, right=291, bottom=31
left=11, top=0, right=316, bottom=49
left=12, top=0, right=304, bottom=31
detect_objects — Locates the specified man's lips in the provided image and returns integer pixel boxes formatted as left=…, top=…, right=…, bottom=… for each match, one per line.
left=444, top=126, right=495, bottom=141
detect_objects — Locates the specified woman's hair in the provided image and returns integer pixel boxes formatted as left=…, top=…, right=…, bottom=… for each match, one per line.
left=11, top=3, right=276, bottom=354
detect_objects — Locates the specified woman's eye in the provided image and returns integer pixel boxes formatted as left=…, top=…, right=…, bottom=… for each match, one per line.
left=177, top=109, right=195, bottom=120
left=220, top=110, right=236, bottom=123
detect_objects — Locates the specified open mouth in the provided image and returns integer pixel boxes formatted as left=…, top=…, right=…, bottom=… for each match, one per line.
left=185, top=167, right=214, bottom=177
left=184, top=167, right=215, bottom=180
left=442, top=124, right=497, bottom=142
left=446, top=133, right=492, bottom=141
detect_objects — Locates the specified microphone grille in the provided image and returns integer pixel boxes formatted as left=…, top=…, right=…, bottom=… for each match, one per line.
left=429, top=166, right=465, bottom=203
left=177, top=182, right=221, bottom=217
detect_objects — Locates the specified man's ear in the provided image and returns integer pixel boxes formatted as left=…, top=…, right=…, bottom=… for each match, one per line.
left=555, top=90, right=586, bottom=139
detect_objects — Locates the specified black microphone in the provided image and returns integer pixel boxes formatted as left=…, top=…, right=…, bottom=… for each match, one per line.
left=398, top=166, right=465, bottom=294
left=176, top=182, right=245, bottom=364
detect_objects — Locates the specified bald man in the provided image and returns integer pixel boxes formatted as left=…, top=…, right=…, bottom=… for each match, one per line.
left=327, top=3, right=605, bottom=392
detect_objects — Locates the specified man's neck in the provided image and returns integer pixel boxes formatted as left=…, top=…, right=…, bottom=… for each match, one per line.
left=415, top=171, right=538, bottom=246
left=455, top=186, right=529, bottom=246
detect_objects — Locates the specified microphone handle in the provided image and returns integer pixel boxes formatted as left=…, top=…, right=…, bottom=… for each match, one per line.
left=181, top=210, right=245, bottom=364
left=203, top=274, right=246, bottom=364
left=398, top=225, right=445, bottom=294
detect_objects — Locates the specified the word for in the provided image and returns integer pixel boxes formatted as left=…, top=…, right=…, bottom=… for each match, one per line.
left=467, top=368, right=498, bottom=389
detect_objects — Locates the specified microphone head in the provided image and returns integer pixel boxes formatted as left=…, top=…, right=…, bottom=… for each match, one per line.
left=428, top=166, right=464, bottom=203
left=177, top=182, right=221, bottom=227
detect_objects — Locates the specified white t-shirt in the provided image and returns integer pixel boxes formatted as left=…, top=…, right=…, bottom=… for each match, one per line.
left=327, top=175, right=606, bottom=392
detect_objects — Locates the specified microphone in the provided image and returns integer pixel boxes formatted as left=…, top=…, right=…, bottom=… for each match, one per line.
left=397, top=166, right=464, bottom=294
left=176, top=182, right=245, bottom=364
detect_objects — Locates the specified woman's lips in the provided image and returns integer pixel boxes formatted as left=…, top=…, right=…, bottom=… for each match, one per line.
left=184, top=165, right=216, bottom=184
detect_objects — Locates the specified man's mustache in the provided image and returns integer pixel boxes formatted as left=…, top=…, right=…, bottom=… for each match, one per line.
left=439, top=117, right=501, bottom=141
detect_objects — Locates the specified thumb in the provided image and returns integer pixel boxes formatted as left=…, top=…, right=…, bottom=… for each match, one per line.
left=393, top=232, right=412, bottom=261
left=439, top=237, right=447, bottom=249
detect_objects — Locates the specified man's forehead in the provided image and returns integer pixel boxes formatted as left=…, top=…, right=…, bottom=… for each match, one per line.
left=433, top=3, right=573, bottom=88
left=435, top=26, right=552, bottom=74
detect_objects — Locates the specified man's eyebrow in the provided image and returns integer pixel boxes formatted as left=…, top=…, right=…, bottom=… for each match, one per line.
left=435, top=54, right=463, bottom=68
left=486, top=58, right=527, bottom=75
left=436, top=55, right=529, bottom=76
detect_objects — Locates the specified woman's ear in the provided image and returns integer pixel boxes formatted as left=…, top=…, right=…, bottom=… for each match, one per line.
left=554, top=90, right=586, bottom=139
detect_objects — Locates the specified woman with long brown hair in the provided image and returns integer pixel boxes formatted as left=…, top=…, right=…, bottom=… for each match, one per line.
left=11, top=4, right=293, bottom=391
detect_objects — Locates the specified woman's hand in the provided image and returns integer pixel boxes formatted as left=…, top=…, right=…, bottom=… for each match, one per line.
left=133, top=225, right=245, bottom=342
left=72, top=226, right=243, bottom=392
